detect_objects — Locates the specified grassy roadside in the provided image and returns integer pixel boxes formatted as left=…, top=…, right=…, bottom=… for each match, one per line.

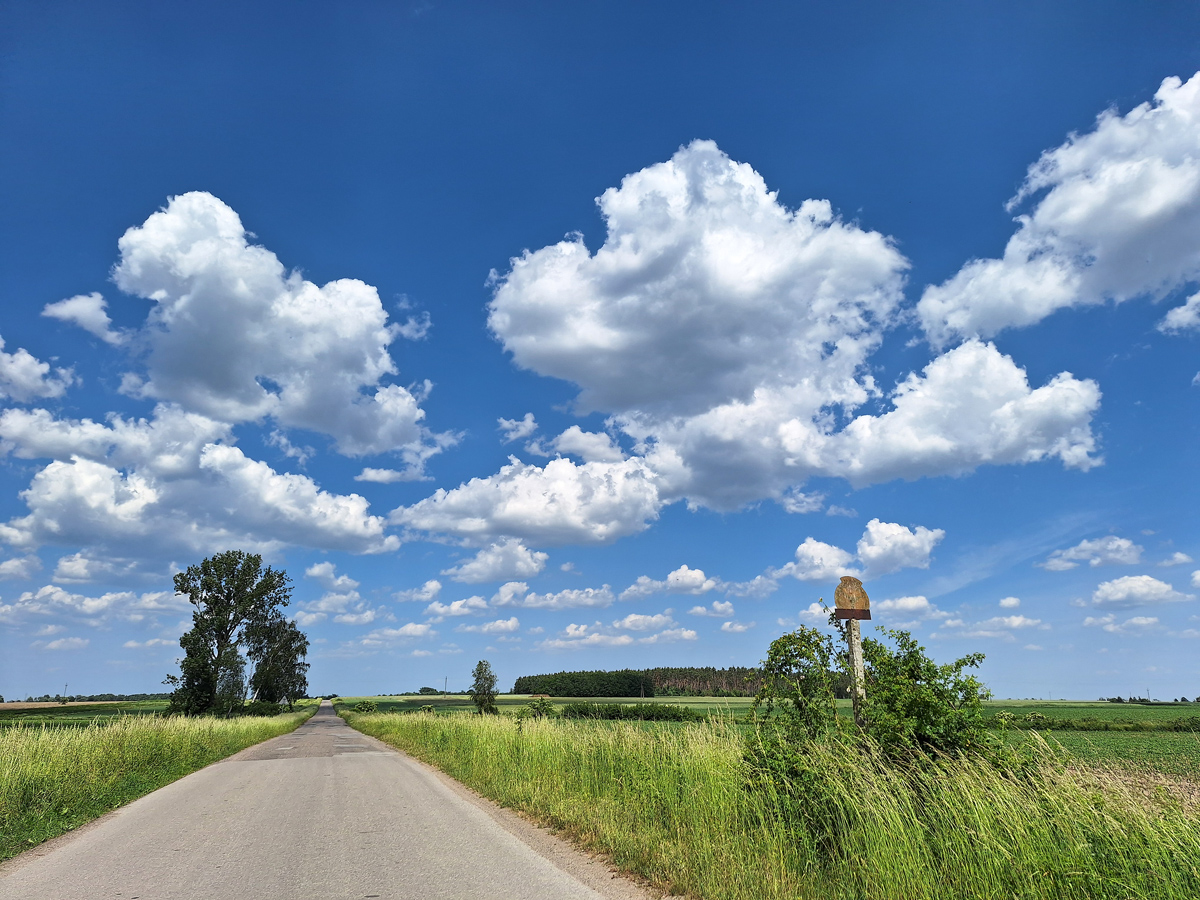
left=347, top=710, right=1200, bottom=900
left=0, top=703, right=316, bottom=861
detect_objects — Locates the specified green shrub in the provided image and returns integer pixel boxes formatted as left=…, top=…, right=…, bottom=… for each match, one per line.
left=752, top=627, right=840, bottom=741
left=241, top=700, right=284, bottom=717
left=859, top=628, right=992, bottom=758
left=354, top=700, right=378, bottom=713
left=559, top=702, right=702, bottom=721
left=515, top=697, right=557, bottom=722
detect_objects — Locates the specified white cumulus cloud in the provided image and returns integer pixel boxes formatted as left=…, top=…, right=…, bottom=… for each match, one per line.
left=0, top=555, right=41, bottom=580
left=425, top=596, right=488, bottom=618
left=775, top=537, right=860, bottom=582
left=720, top=620, right=755, bottom=633
left=441, top=538, right=548, bottom=584
left=612, top=611, right=675, bottom=632
left=873, top=595, right=949, bottom=620
left=1091, top=575, right=1192, bottom=609
left=394, top=579, right=442, bottom=603
left=1039, top=536, right=1143, bottom=571
left=484, top=140, right=1101, bottom=513
left=42, top=292, right=124, bottom=345
left=498, top=413, right=538, bottom=443
left=689, top=600, right=734, bottom=617
left=493, top=584, right=615, bottom=611
left=305, top=562, right=360, bottom=592
left=456, top=616, right=520, bottom=634
left=937, top=614, right=1044, bottom=641
left=0, top=584, right=184, bottom=625
left=112, top=191, right=452, bottom=469
left=393, top=456, right=662, bottom=546
left=0, top=335, right=74, bottom=403
left=619, top=564, right=719, bottom=600
left=0, top=404, right=398, bottom=559
left=1084, top=614, right=1160, bottom=635
left=919, top=72, right=1200, bottom=345
left=856, top=519, right=945, bottom=578
left=360, top=622, right=435, bottom=646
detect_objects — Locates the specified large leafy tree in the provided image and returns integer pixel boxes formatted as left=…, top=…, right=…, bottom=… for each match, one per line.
left=247, top=617, right=310, bottom=709
left=165, top=551, right=298, bottom=716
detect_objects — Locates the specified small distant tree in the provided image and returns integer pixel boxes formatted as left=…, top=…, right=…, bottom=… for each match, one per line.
left=165, top=550, right=300, bottom=716
left=418, top=686, right=439, bottom=695
left=469, top=660, right=499, bottom=714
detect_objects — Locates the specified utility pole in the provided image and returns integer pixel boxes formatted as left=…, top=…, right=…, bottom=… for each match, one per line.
left=833, top=576, right=871, bottom=726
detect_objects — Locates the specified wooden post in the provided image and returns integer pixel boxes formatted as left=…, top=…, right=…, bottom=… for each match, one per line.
left=847, top=619, right=865, bottom=725
left=832, top=575, right=870, bottom=727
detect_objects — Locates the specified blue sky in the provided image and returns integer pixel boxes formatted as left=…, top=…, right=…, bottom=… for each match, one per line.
left=2, top=2, right=1199, bottom=700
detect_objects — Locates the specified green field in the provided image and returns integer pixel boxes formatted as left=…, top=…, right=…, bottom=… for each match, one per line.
left=0, top=700, right=169, bottom=726
left=335, top=696, right=1200, bottom=774
left=0, top=703, right=316, bottom=860
left=1033, top=731, right=1200, bottom=778
left=332, top=693, right=758, bottom=716
left=984, top=699, right=1200, bottom=725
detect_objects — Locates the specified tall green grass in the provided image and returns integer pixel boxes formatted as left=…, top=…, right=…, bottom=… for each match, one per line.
left=0, top=708, right=313, bottom=860
left=349, top=711, right=1200, bottom=900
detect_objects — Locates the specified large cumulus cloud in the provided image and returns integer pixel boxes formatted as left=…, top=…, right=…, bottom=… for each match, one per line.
left=454, top=140, right=1101, bottom=523
left=114, top=191, right=451, bottom=466
left=919, top=72, right=1200, bottom=345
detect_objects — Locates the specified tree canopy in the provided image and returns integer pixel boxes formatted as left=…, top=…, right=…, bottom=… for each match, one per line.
left=165, top=551, right=308, bottom=715
left=469, top=660, right=498, bottom=714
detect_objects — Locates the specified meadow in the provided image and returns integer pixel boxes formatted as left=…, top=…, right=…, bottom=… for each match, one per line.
left=345, top=708, right=1200, bottom=900
left=335, top=696, right=1200, bottom=772
left=0, top=703, right=316, bottom=860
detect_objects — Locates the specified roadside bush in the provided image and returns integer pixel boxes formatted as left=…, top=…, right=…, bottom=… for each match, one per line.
left=354, top=700, right=378, bottom=713
left=515, top=697, right=557, bottom=721
left=241, top=700, right=284, bottom=717
left=751, top=627, right=840, bottom=741
left=559, top=702, right=702, bottom=722
left=859, top=627, right=992, bottom=758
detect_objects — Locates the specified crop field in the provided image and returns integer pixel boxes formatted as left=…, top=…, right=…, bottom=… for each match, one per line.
left=346, top=709, right=1200, bottom=900
left=0, top=703, right=316, bottom=860
left=0, top=700, right=169, bottom=726
left=984, top=699, right=1198, bottom=724
left=335, top=694, right=760, bottom=716
left=1037, top=731, right=1200, bottom=778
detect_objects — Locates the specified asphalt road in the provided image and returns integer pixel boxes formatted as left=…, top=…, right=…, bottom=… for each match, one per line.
left=0, top=702, right=651, bottom=900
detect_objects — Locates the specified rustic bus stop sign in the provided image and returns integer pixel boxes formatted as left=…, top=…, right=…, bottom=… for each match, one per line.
left=833, top=575, right=871, bottom=620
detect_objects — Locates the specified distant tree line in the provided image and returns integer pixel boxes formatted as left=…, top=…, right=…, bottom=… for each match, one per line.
left=512, top=666, right=859, bottom=698
left=512, top=669, right=655, bottom=697
left=15, top=692, right=171, bottom=703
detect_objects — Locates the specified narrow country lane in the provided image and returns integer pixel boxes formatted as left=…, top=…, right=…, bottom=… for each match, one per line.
left=0, top=702, right=645, bottom=900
